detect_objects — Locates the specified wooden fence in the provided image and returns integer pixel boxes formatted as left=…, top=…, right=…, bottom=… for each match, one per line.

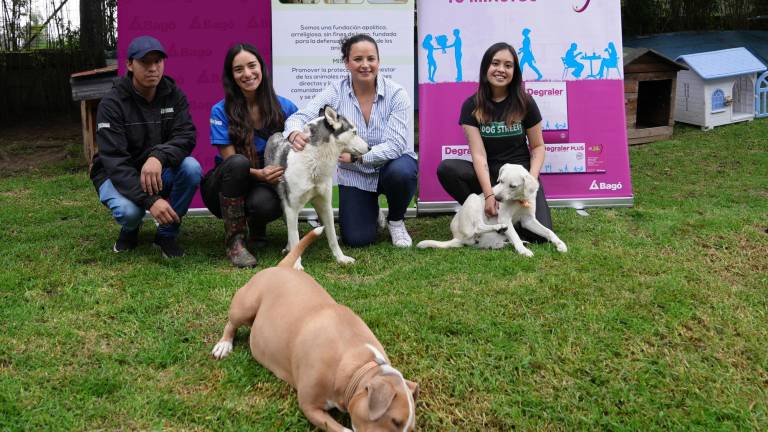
left=0, top=50, right=102, bottom=123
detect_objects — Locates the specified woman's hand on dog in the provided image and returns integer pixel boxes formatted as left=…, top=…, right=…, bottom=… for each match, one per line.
left=288, top=131, right=308, bottom=151
left=485, top=195, right=498, bottom=217
left=252, top=165, right=285, bottom=185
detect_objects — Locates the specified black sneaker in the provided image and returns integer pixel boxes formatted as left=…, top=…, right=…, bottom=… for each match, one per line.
left=153, top=235, right=184, bottom=258
left=113, top=228, right=139, bottom=253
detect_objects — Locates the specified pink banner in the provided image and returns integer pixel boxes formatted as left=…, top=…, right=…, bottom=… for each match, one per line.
left=118, top=0, right=272, bottom=209
left=416, top=0, right=633, bottom=208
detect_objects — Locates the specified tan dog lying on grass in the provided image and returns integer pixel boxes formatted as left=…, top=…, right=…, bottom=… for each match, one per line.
left=417, top=163, right=567, bottom=256
left=212, top=227, right=418, bottom=432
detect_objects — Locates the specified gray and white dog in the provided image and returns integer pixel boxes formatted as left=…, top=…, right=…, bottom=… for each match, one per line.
left=265, top=106, right=370, bottom=270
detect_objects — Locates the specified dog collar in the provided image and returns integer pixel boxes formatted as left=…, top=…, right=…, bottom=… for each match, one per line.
left=343, top=361, right=379, bottom=411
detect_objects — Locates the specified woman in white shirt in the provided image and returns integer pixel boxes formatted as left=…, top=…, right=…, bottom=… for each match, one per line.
left=284, top=34, right=417, bottom=248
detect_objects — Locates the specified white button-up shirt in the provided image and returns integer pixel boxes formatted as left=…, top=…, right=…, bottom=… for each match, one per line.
left=284, top=73, right=416, bottom=192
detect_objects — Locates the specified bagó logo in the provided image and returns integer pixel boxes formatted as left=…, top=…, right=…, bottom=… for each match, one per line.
left=573, top=0, right=590, bottom=12
left=590, top=180, right=623, bottom=191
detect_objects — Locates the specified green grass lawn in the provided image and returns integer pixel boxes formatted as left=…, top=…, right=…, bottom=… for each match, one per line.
left=1, top=121, right=766, bottom=431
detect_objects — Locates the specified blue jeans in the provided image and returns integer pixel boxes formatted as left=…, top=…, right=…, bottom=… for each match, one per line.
left=98, top=157, right=202, bottom=238
left=338, top=155, right=417, bottom=247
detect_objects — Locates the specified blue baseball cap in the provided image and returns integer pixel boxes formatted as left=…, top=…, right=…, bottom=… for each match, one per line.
left=127, top=36, right=167, bottom=60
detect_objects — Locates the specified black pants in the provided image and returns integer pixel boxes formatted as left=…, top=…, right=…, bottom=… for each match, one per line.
left=200, top=154, right=282, bottom=225
left=436, top=159, right=553, bottom=243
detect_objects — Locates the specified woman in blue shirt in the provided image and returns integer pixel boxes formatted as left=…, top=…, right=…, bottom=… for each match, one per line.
left=284, top=34, right=418, bottom=248
left=201, top=43, right=298, bottom=267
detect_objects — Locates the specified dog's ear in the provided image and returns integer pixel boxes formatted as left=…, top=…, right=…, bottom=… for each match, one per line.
left=366, top=378, right=396, bottom=421
left=405, top=379, right=420, bottom=401
left=497, top=164, right=510, bottom=183
left=524, top=172, right=539, bottom=198
left=322, top=105, right=342, bottom=131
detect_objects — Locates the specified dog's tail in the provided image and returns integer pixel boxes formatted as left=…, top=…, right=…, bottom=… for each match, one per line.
left=416, top=238, right=465, bottom=249
left=278, top=226, right=325, bottom=268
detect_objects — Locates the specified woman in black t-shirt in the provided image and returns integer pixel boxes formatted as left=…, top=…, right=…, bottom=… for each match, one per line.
left=437, top=42, right=553, bottom=241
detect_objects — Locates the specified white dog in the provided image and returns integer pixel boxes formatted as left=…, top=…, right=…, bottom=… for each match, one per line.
left=417, top=164, right=567, bottom=256
left=265, top=106, right=369, bottom=269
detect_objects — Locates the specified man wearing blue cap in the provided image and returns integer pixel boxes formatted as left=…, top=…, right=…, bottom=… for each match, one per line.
left=90, top=35, right=201, bottom=258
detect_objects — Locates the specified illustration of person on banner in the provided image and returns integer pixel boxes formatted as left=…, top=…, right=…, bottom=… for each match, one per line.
left=422, top=34, right=438, bottom=83
left=563, top=42, right=585, bottom=79
left=597, top=42, right=620, bottom=79
left=444, top=28, right=463, bottom=82
left=285, top=34, right=418, bottom=248
left=519, top=28, right=543, bottom=81
left=437, top=42, right=555, bottom=242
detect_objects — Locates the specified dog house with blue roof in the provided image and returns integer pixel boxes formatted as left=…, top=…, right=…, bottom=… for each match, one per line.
left=674, top=47, right=766, bottom=130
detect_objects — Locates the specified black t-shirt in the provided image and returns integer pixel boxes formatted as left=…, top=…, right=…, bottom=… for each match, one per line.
left=459, top=94, right=542, bottom=167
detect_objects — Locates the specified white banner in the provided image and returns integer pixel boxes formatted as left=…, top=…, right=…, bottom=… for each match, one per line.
left=417, top=1, right=623, bottom=84
left=271, top=0, right=415, bottom=149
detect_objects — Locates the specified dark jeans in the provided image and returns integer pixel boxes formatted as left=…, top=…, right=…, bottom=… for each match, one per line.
left=200, top=154, right=282, bottom=225
left=339, top=155, right=418, bottom=247
left=436, top=158, right=552, bottom=243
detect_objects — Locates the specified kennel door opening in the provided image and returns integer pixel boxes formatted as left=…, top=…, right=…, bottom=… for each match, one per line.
left=636, top=79, right=672, bottom=128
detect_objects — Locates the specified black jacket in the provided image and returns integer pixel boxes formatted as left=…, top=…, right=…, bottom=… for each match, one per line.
left=90, top=74, right=196, bottom=210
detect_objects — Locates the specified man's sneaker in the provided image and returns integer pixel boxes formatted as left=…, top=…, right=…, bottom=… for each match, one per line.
left=113, top=228, right=139, bottom=253
left=387, top=220, right=412, bottom=248
left=153, top=235, right=185, bottom=258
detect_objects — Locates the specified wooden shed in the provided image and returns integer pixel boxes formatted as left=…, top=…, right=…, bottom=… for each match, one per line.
left=623, top=48, right=687, bottom=145
left=69, top=64, right=118, bottom=165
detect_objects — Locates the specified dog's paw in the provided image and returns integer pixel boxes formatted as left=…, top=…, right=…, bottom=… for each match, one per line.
left=293, top=258, right=304, bottom=271
left=517, top=247, right=534, bottom=257
left=336, top=255, right=355, bottom=265
left=211, top=341, right=233, bottom=360
left=555, top=241, right=568, bottom=253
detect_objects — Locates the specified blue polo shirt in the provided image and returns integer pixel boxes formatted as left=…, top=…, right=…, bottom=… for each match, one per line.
left=209, top=95, right=298, bottom=165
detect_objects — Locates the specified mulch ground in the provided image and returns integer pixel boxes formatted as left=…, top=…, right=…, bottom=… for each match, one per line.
left=0, top=116, right=85, bottom=176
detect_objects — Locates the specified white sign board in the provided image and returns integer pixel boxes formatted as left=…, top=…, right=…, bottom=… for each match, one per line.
left=271, top=0, right=415, bottom=149
left=543, top=143, right=587, bottom=174
left=526, top=82, right=568, bottom=131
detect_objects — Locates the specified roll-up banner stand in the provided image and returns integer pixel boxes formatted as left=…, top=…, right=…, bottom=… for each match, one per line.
left=416, top=0, right=633, bottom=212
left=270, top=0, right=415, bottom=218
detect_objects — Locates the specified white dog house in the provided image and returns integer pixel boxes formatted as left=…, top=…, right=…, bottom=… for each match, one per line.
left=674, top=47, right=766, bottom=130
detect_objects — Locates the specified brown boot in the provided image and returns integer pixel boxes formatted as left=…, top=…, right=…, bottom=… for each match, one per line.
left=220, top=194, right=257, bottom=268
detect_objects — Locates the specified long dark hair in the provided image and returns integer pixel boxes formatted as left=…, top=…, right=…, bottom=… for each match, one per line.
left=340, top=33, right=379, bottom=61
left=473, top=42, right=528, bottom=126
left=222, top=43, right=286, bottom=168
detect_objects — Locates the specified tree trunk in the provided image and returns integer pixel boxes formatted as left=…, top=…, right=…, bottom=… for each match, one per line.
left=79, top=0, right=105, bottom=67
